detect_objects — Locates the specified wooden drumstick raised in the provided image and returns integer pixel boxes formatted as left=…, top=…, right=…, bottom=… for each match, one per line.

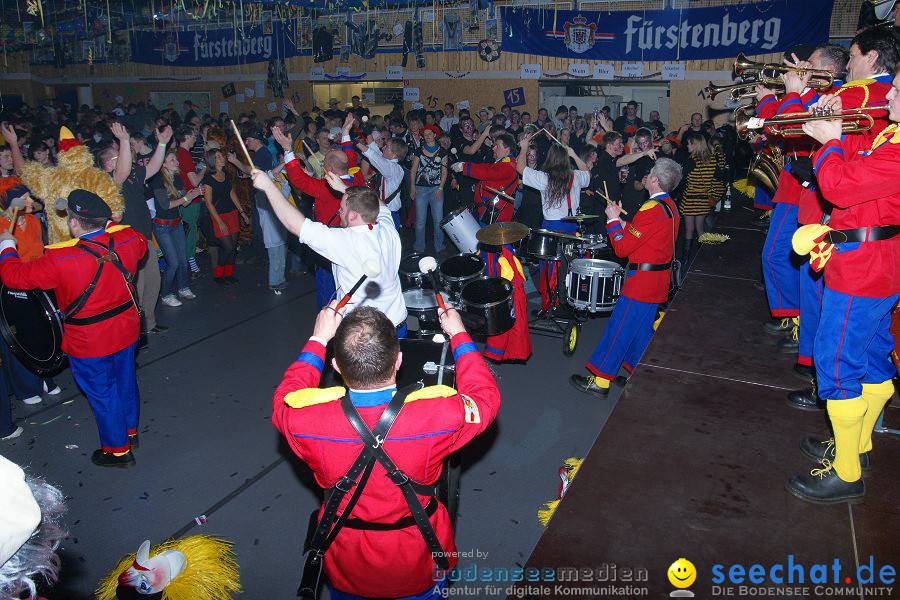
left=335, top=260, right=381, bottom=311
left=418, top=256, right=446, bottom=311
left=600, top=181, right=627, bottom=216
left=539, top=127, right=563, bottom=147
left=6, top=197, right=25, bottom=233
left=229, top=119, right=255, bottom=169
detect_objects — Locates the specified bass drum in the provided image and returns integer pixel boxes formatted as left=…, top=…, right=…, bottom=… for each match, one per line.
left=459, top=277, right=514, bottom=336
left=0, top=286, right=65, bottom=374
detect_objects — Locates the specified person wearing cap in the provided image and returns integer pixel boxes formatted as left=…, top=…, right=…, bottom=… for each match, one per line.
left=0, top=189, right=147, bottom=468
left=410, top=124, right=448, bottom=253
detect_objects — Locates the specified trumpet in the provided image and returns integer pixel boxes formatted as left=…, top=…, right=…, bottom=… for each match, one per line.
left=734, top=53, right=834, bottom=91
left=735, top=103, right=889, bottom=139
left=701, top=77, right=773, bottom=101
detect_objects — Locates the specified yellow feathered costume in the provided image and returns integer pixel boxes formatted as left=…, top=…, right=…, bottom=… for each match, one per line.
left=20, top=126, right=124, bottom=244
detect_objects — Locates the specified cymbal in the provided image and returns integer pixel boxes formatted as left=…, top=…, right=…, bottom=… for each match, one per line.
left=561, top=214, right=600, bottom=222
left=476, top=222, right=531, bottom=245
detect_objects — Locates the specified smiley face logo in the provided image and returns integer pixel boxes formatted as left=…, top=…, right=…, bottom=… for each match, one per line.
left=668, top=558, right=696, bottom=588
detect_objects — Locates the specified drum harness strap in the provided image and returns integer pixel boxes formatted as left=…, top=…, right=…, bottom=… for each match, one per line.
left=297, top=382, right=450, bottom=599
left=626, top=198, right=676, bottom=272
left=62, top=236, right=141, bottom=326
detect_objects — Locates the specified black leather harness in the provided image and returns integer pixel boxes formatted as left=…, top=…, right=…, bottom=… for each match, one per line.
left=62, top=236, right=140, bottom=326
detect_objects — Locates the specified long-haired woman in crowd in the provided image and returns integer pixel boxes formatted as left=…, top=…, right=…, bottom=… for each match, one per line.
left=679, top=131, right=725, bottom=266
left=156, top=150, right=202, bottom=306
left=517, top=136, right=591, bottom=310
left=202, top=149, right=247, bottom=284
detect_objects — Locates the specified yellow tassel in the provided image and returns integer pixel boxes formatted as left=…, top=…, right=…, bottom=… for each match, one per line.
left=97, top=535, right=242, bottom=600
left=536, top=457, right=583, bottom=526
left=698, top=232, right=730, bottom=245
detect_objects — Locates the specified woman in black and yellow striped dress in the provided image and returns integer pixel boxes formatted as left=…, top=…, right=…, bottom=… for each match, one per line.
left=679, top=132, right=724, bottom=259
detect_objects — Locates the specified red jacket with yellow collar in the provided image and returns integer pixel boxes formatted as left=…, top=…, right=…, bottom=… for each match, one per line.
left=606, top=194, right=679, bottom=304
left=272, top=332, right=500, bottom=598
left=0, top=225, right=146, bottom=357
left=461, top=158, right=518, bottom=223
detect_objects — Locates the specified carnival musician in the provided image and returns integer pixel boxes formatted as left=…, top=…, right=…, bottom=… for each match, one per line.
left=784, top=55, right=900, bottom=504
left=450, top=132, right=519, bottom=225
left=569, top=158, right=682, bottom=397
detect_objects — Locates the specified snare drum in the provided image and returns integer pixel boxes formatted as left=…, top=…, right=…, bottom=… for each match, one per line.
left=460, top=277, right=515, bottom=337
left=403, top=288, right=440, bottom=334
left=525, top=229, right=566, bottom=260
left=399, top=252, right=431, bottom=289
left=565, top=259, right=624, bottom=313
left=439, top=253, right=485, bottom=294
left=0, top=286, right=65, bottom=374
left=440, top=207, right=482, bottom=254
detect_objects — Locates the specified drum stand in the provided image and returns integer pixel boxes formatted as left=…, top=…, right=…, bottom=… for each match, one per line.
left=528, top=254, right=581, bottom=339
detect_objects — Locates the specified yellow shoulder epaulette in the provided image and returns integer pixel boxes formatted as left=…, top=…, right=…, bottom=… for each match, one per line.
left=406, top=385, right=457, bottom=403
left=839, top=79, right=877, bottom=88
left=349, top=166, right=361, bottom=177
left=46, top=224, right=132, bottom=250
left=284, top=386, right=345, bottom=409
left=639, top=199, right=659, bottom=212
left=500, top=156, right=511, bottom=163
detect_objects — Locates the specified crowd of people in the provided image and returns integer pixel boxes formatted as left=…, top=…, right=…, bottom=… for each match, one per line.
left=2, top=16, right=900, bottom=599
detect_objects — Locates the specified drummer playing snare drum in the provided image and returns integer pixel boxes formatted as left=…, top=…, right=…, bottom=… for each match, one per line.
left=569, top=158, right=682, bottom=398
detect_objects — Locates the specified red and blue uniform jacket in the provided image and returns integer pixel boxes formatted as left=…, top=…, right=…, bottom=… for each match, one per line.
left=284, top=149, right=366, bottom=225
left=272, top=332, right=501, bottom=598
left=460, top=158, right=518, bottom=223
left=0, top=225, right=146, bottom=358
left=813, top=124, right=900, bottom=297
left=606, top=194, right=679, bottom=304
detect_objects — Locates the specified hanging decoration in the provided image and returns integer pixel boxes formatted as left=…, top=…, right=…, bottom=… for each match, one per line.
left=267, top=58, right=288, bottom=98
left=477, top=38, right=500, bottom=62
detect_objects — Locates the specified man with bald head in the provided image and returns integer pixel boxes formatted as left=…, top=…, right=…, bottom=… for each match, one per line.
left=273, top=124, right=367, bottom=309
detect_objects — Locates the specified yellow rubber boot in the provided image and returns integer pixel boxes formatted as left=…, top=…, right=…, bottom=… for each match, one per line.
left=826, top=397, right=868, bottom=482
left=859, top=380, right=895, bottom=454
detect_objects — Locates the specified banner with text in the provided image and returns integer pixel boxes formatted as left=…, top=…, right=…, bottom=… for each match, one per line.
left=130, top=21, right=299, bottom=66
left=500, top=1, right=833, bottom=61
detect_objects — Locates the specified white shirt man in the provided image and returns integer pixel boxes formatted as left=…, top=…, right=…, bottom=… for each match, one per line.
left=250, top=169, right=407, bottom=328
left=347, top=134, right=406, bottom=213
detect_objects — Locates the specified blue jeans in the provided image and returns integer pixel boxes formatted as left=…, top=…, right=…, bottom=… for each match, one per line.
left=154, top=223, right=189, bottom=297
left=268, top=243, right=286, bottom=287
left=414, top=185, right=444, bottom=252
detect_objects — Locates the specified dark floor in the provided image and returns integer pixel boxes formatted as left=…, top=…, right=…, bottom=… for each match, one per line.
left=2, top=231, right=628, bottom=599
left=519, top=210, right=900, bottom=599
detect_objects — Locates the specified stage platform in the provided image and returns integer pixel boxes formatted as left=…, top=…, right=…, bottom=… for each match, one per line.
left=517, top=210, right=900, bottom=599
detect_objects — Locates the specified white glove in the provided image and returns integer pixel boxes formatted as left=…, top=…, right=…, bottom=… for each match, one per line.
left=450, top=162, right=464, bottom=173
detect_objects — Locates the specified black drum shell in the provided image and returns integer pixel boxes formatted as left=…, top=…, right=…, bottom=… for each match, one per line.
left=0, top=286, right=65, bottom=374
left=525, top=229, right=562, bottom=260
left=399, top=252, right=431, bottom=289
left=459, top=277, right=514, bottom=337
left=438, top=253, right=485, bottom=294
left=403, top=288, right=439, bottom=325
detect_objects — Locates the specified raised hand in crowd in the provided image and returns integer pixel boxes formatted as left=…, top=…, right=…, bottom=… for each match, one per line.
left=325, top=171, right=349, bottom=194
left=272, top=126, right=293, bottom=152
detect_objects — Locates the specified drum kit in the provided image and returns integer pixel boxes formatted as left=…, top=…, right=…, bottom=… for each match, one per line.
left=401, top=250, right=515, bottom=339
left=402, top=208, right=626, bottom=350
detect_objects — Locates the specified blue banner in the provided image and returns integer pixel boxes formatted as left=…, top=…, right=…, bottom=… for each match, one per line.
left=130, top=21, right=300, bottom=66
left=500, top=1, right=834, bottom=61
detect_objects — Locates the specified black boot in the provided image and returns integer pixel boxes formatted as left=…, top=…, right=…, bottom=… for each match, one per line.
left=569, top=374, right=610, bottom=398
left=91, top=449, right=136, bottom=469
left=785, top=465, right=865, bottom=504
left=762, top=318, right=793, bottom=335
left=786, top=387, right=823, bottom=411
left=777, top=328, right=799, bottom=353
left=799, top=437, right=871, bottom=471
left=792, top=363, right=815, bottom=381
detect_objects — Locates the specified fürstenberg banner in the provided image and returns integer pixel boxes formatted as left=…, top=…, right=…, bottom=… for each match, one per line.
left=500, top=1, right=834, bottom=61
left=130, top=21, right=299, bottom=66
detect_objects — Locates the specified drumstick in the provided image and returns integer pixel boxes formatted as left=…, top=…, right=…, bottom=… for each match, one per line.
left=6, top=197, right=25, bottom=233
left=229, top=119, right=255, bottom=169
left=540, top=127, right=563, bottom=147
left=601, top=181, right=628, bottom=215
left=418, top=256, right=446, bottom=311
left=483, top=185, right=515, bottom=202
left=335, top=260, right=381, bottom=311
